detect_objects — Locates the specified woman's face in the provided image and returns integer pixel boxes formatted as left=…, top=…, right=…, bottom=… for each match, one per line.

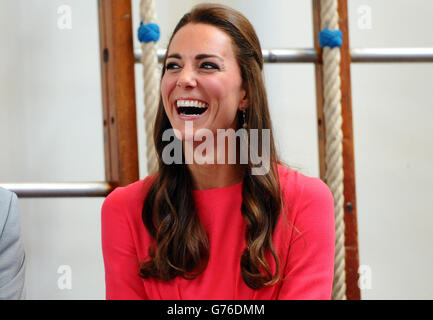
left=161, top=23, right=247, bottom=140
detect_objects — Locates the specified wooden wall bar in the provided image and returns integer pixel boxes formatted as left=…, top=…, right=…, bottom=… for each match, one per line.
left=98, top=0, right=139, bottom=187
left=312, top=0, right=361, bottom=300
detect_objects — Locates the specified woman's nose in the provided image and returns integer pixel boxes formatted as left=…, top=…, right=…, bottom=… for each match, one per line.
left=176, top=67, right=197, bottom=89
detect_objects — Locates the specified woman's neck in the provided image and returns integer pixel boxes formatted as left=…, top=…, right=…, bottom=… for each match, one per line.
left=187, top=163, right=244, bottom=190
left=182, top=128, right=246, bottom=190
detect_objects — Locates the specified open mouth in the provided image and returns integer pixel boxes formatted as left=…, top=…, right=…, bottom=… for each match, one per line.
left=176, top=99, right=209, bottom=116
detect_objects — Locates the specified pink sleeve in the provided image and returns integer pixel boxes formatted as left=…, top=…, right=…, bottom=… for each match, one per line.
left=101, top=188, right=148, bottom=300
left=277, top=176, right=335, bottom=300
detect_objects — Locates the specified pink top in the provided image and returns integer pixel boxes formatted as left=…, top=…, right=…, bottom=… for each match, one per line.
left=101, top=165, right=335, bottom=300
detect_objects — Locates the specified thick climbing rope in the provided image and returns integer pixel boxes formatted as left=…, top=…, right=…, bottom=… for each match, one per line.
left=319, top=0, right=346, bottom=300
left=139, top=0, right=160, bottom=175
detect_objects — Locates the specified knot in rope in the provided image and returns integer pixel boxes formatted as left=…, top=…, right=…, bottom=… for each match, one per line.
left=319, top=28, right=343, bottom=48
left=138, top=22, right=160, bottom=43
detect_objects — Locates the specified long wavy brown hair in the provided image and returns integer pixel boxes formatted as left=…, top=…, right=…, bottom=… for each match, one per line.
left=139, top=3, right=287, bottom=290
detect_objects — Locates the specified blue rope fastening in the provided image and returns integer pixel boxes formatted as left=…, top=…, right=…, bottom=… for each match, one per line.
left=138, top=22, right=160, bottom=43
left=319, top=28, right=343, bottom=48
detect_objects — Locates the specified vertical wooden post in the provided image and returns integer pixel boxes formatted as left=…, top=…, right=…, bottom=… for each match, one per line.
left=98, top=0, right=139, bottom=187
left=312, top=0, right=361, bottom=299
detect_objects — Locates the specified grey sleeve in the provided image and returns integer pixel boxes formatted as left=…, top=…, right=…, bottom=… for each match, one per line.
left=0, top=189, right=26, bottom=300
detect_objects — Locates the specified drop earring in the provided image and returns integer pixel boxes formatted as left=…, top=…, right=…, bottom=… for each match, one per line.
left=242, top=107, right=247, bottom=129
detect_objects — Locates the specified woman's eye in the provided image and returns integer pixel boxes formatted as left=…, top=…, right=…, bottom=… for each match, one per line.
left=165, top=62, right=180, bottom=70
left=201, top=62, right=219, bottom=70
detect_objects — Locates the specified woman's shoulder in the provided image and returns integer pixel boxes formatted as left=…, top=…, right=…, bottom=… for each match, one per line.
left=277, top=163, right=334, bottom=209
left=276, top=163, right=335, bottom=245
left=102, top=174, right=157, bottom=214
left=101, top=175, right=157, bottom=263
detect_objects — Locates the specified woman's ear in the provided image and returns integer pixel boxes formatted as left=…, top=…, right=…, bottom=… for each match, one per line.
left=239, top=91, right=248, bottom=110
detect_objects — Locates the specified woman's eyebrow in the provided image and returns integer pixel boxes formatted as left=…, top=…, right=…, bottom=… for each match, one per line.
left=195, top=54, right=223, bottom=61
left=167, top=53, right=181, bottom=59
left=166, top=53, right=223, bottom=61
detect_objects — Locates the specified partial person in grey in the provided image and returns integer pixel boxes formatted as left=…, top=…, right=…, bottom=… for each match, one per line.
left=0, top=187, right=26, bottom=299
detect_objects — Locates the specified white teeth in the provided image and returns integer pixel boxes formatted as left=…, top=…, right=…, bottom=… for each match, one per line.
left=176, top=100, right=208, bottom=108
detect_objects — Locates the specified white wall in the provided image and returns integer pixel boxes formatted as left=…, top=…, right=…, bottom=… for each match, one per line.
left=349, top=0, right=433, bottom=299
left=0, top=0, right=431, bottom=299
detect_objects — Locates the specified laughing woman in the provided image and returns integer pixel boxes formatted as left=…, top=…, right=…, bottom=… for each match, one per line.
left=101, top=3, right=335, bottom=300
